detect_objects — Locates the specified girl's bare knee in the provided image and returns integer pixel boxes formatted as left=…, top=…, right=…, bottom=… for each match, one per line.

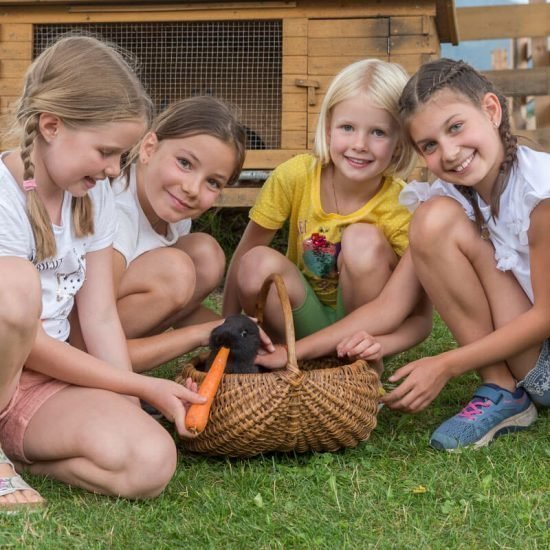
left=152, top=249, right=197, bottom=312
left=0, top=260, right=41, bottom=335
left=409, top=197, right=467, bottom=254
left=238, top=246, right=284, bottom=291
left=187, top=234, right=225, bottom=294
left=340, top=223, right=394, bottom=273
left=125, top=433, right=177, bottom=499
left=98, top=428, right=177, bottom=499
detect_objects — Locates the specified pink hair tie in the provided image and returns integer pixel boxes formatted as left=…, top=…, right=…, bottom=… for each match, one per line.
left=23, top=179, right=37, bottom=191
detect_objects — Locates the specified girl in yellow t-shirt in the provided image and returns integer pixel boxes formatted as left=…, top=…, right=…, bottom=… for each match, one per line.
left=224, top=59, right=432, bottom=374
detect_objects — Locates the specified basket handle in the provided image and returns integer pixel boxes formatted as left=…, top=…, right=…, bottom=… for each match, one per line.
left=255, top=273, right=301, bottom=377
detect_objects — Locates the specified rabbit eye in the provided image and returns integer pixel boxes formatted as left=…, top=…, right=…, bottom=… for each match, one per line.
left=240, top=329, right=248, bottom=337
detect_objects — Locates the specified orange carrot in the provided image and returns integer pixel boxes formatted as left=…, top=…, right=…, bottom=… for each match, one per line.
left=185, top=346, right=230, bottom=434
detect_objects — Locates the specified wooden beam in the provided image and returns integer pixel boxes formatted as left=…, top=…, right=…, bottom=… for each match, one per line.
left=482, top=67, right=550, bottom=97
left=457, top=4, right=550, bottom=41
left=435, top=0, right=458, bottom=45
left=214, top=187, right=260, bottom=208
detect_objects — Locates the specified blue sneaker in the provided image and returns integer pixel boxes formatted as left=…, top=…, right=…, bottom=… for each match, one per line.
left=430, top=384, right=537, bottom=451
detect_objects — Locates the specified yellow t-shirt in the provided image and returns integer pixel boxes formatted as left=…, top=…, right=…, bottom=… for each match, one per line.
left=250, top=154, right=411, bottom=307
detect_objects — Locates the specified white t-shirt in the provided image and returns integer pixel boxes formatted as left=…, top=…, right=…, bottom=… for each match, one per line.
left=0, top=153, right=116, bottom=341
left=111, top=164, right=192, bottom=265
left=399, top=146, right=550, bottom=303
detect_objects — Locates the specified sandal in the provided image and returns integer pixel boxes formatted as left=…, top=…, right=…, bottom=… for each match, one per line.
left=0, top=448, right=45, bottom=512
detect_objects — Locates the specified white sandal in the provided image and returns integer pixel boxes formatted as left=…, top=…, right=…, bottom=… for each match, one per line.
left=0, top=448, right=45, bottom=512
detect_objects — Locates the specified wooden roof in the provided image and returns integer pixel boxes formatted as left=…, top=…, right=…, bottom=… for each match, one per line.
left=0, top=0, right=459, bottom=44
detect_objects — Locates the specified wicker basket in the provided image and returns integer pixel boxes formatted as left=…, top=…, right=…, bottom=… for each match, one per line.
left=176, top=273, right=380, bottom=457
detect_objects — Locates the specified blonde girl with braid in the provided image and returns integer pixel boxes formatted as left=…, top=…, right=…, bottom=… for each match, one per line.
left=381, top=58, right=549, bottom=450
left=0, top=35, right=207, bottom=507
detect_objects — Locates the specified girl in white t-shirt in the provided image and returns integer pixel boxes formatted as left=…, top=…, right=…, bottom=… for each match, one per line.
left=381, top=58, right=549, bottom=450
left=109, top=97, right=272, bottom=373
left=0, top=35, right=207, bottom=510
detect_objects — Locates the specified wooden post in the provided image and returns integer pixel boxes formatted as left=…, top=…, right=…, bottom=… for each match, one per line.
left=530, top=0, right=550, bottom=128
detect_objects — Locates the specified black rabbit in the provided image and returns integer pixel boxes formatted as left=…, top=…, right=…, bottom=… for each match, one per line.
left=202, top=314, right=265, bottom=374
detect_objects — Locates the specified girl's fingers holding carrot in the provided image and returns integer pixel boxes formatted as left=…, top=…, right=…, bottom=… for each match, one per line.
left=185, top=346, right=229, bottom=434
left=173, top=406, right=200, bottom=439
left=184, top=376, right=198, bottom=393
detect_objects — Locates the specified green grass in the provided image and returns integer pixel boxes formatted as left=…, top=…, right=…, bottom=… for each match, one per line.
left=2, top=311, right=548, bottom=549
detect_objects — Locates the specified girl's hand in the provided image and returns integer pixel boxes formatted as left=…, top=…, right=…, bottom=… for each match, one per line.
left=247, top=317, right=276, bottom=354
left=255, top=344, right=287, bottom=370
left=183, top=376, right=199, bottom=402
left=142, top=377, right=206, bottom=438
left=336, top=331, right=383, bottom=362
left=199, top=319, right=224, bottom=347
left=380, top=356, right=451, bottom=413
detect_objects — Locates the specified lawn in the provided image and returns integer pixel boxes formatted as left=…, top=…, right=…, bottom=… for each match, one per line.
left=2, top=312, right=548, bottom=549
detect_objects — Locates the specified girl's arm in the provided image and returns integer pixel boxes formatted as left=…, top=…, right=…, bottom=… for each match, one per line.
left=383, top=200, right=550, bottom=412
left=126, top=320, right=221, bottom=373
left=255, top=250, right=430, bottom=368
left=25, top=326, right=206, bottom=437
left=77, top=246, right=132, bottom=371
left=337, top=296, right=432, bottom=361
left=222, top=220, right=277, bottom=316
left=298, top=250, right=427, bottom=358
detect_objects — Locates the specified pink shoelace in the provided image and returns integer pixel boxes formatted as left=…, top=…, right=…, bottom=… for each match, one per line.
left=458, top=398, right=491, bottom=420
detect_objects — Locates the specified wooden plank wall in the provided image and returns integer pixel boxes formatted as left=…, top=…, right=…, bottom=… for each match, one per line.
left=0, top=1, right=440, bottom=207
left=0, top=23, right=31, bottom=140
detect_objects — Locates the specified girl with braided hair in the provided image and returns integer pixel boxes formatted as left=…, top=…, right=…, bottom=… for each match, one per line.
left=0, top=35, right=207, bottom=509
left=381, top=58, right=549, bottom=450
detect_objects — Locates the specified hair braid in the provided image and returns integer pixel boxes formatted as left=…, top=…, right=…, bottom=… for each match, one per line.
left=423, top=60, right=470, bottom=101
left=20, top=115, right=57, bottom=261
left=456, top=185, right=488, bottom=238
left=491, top=92, right=517, bottom=216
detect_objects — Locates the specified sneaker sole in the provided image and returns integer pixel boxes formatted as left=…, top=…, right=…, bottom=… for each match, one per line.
left=444, top=402, right=538, bottom=451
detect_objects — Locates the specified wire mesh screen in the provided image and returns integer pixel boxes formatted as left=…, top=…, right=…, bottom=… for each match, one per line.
left=33, top=21, right=283, bottom=149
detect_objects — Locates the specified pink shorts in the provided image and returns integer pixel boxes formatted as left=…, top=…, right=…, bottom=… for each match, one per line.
left=0, top=369, right=68, bottom=464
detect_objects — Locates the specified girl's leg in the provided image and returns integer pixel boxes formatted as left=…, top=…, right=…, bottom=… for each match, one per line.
left=236, top=246, right=306, bottom=340
left=117, top=247, right=196, bottom=338
left=171, top=233, right=225, bottom=326
left=0, top=258, right=44, bottom=509
left=410, top=197, right=538, bottom=449
left=410, top=197, right=539, bottom=386
left=338, top=223, right=398, bottom=312
left=23, top=386, right=177, bottom=499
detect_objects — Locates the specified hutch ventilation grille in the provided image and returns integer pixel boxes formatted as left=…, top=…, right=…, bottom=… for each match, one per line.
left=33, top=20, right=283, bottom=149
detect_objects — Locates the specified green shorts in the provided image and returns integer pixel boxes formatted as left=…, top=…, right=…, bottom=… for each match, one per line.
left=292, top=274, right=346, bottom=340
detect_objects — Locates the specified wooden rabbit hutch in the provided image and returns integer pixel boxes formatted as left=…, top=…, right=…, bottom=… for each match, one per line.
left=0, top=0, right=458, bottom=206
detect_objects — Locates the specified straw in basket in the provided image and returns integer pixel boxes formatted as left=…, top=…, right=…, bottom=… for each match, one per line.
left=176, top=273, right=381, bottom=457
